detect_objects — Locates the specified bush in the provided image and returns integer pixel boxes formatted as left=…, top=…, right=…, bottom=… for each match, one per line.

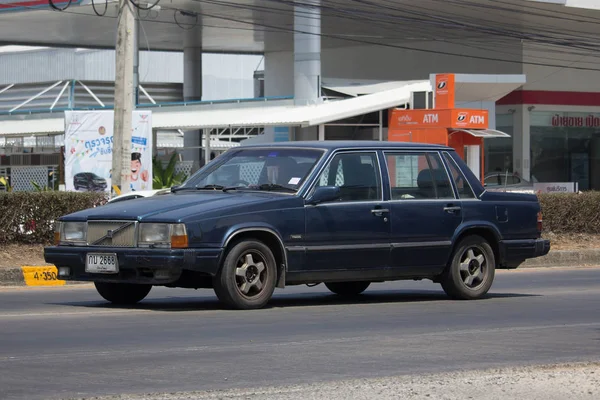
left=538, top=192, right=600, bottom=234
left=0, top=191, right=108, bottom=244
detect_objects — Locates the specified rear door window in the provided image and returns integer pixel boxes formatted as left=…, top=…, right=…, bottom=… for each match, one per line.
left=384, top=152, right=455, bottom=200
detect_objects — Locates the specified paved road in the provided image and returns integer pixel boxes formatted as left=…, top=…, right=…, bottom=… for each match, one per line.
left=1, top=267, right=599, bottom=400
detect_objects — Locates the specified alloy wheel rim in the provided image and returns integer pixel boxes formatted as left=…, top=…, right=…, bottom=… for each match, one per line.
left=459, top=246, right=487, bottom=290
left=235, top=251, right=268, bottom=299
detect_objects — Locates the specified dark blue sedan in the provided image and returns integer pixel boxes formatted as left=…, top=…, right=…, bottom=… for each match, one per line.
left=44, top=141, right=550, bottom=309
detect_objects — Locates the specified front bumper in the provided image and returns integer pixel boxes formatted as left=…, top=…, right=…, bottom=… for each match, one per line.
left=498, top=238, right=551, bottom=269
left=44, top=246, right=222, bottom=284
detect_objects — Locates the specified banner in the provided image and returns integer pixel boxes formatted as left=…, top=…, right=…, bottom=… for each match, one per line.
left=64, top=110, right=153, bottom=193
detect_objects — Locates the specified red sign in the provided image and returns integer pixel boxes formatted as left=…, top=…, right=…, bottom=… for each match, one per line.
left=551, top=114, right=600, bottom=128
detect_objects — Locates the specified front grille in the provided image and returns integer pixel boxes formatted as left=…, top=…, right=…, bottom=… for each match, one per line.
left=87, top=221, right=137, bottom=247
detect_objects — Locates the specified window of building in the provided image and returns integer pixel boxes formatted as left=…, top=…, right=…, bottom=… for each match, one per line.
left=314, top=152, right=381, bottom=201
left=385, top=152, right=454, bottom=200
left=530, top=111, right=600, bottom=191
left=485, top=113, right=514, bottom=175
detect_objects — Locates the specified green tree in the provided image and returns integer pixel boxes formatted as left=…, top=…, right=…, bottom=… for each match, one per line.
left=152, top=153, right=188, bottom=189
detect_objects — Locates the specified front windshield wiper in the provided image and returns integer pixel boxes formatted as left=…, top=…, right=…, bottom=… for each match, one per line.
left=172, top=184, right=225, bottom=193
left=196, top=184, right=226, bottom=190
left=256, top=183, right=297, bottom=193
left=222, top=186, right=253, bottom=192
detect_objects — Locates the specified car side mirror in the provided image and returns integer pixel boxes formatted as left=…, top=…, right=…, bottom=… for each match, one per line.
left=307, top=186, right=341, bottom=205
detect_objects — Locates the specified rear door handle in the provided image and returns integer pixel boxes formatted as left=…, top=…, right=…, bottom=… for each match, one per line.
left=444, top=206, right=461, bottom=213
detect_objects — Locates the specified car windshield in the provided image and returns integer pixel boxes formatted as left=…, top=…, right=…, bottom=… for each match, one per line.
left=180, top=147, right=324, bottom=193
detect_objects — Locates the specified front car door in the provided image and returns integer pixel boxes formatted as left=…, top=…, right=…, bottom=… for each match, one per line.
left=302, top=150, right=391, bottom=272
left=384, top=150, right=463, bottom=274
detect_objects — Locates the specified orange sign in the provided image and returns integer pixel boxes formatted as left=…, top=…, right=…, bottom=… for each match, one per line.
left=435, top=73, right=455, bottom=109
left=450, top=109, right=488, bottom=129
left=390, top=109, right=488, bottom=130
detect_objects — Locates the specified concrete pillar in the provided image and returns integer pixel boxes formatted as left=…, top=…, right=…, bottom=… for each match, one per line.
left=183, top=46, right=202, bottom=170
left=133, top=14, right=139, bottom=107
left=293, top=0, right=321, bottom=105
left=513, top=105, right=531, bottom=182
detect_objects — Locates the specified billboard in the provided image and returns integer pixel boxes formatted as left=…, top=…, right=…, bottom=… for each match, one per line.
left=64, top=110, right=153, bottom=193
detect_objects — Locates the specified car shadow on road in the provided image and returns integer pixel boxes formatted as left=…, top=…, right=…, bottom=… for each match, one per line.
left=47, top=289, right=541, bottom=313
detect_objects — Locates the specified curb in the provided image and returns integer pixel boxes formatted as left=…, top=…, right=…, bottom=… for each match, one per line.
left=0, top=250, right=598, bottom=287
left=520, top=249, right=600, bottom=268
left=0, top=266, right=85, bottom=287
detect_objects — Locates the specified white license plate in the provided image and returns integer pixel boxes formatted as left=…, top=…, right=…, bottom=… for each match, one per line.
left=85, top=253, right=119, bottom=274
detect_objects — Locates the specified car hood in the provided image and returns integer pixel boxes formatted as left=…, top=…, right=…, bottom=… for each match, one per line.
left=64, top=191, right=294, bottom=221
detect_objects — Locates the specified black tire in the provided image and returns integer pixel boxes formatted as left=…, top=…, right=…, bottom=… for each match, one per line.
left=440, top=235, right=496, bottom=300
left=325, top=281, right=371, bottom=297
left=94, top=282, right=152, bottom=305
left=213, top=240, right=277, bottom=310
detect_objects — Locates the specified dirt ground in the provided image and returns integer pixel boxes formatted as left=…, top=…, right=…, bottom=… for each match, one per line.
left=0, top=233, right=597, bottom=269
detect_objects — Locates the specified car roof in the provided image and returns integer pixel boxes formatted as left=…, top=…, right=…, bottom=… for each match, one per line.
left=237, top=140, right=452, bottom=151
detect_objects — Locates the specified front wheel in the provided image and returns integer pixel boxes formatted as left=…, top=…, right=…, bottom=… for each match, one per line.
left=440, top=235, right=496, bottom=300
left=325, top=281, right=371, bottom=297
left=213, top=240, right=277, bottom=310
left=94, top=282, right=152, bottom=305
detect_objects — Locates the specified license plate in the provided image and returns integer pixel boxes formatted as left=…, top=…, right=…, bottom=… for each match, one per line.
left=85, top=253, right=119, bottom=274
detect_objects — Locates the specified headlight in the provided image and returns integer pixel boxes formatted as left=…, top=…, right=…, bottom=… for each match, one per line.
left=138, top=223, right=188, bottom=249
left=60, top=221, right=87, bottom=244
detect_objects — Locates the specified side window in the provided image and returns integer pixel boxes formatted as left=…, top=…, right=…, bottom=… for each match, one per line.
left=443, top=152, right=476, bottom=199
left=385, top=152, right=454, bottom=200
left=314, top=152, right=381, bottom=201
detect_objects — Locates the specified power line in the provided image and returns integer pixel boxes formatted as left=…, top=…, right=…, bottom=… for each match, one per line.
left=39, top=0, right=600, bottom=71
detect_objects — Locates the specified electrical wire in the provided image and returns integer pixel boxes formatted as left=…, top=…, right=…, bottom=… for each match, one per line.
left=174, top=10, right=199, bottom=30
left=129, top=0, right=160, bottom=11
left=48, top=0, right=72, bottom=11
left=91, top=0, right=108, bottom=17
left=36, top=0, right=600, bottom=72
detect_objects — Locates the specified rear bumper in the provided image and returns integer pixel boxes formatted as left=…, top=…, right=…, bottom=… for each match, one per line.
left=498, top=238, right=551, bottom=269
left=44, top=246, right=222, bottom=284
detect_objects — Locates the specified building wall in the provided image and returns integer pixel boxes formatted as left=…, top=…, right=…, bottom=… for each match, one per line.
left=0, top=48, right=262, bottom=101
left=264, top=51, right=293, bottom=97
left=321, top=41, right=524, bottom=81
left=522, top=43, right=600, bottom=92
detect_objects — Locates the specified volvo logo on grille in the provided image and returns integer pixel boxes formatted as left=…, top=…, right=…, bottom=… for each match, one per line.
left=91, top=222, right=134, bottom=246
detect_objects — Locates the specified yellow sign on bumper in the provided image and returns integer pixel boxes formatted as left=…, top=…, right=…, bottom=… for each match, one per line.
left=22, top=266, right=66, bottom=286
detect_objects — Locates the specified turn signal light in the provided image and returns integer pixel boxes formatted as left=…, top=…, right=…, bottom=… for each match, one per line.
left=54, top=231, right=60, bottom=245
left=537, top=211, right=543, bottom=232
left=170, top=224, right=188, bottom=248
left=171, top=234, right=189, bottom=248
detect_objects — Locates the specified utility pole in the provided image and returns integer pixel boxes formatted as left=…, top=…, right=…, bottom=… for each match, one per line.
left=112, top=0, right=135, bottom=196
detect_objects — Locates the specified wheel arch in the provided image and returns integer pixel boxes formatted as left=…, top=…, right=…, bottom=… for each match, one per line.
left=221, top=227, right=288, bottom=288
left=450, top=223, right=502, bottom=267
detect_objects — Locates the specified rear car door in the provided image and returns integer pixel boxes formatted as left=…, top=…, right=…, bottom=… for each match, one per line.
left=384, top=151, right=463, bottom=272
left=303, top=150, right=391, bottom=271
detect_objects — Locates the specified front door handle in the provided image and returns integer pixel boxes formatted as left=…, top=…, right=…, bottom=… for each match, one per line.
left=371, top=208, right=389, bottom=216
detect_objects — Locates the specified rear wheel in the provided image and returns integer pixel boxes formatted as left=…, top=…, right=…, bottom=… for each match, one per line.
left=440, top=235, right=495, bottom=300
left=94, top=282, right=152, bottom=305
left=213, top=240, right=277, bottom=310
left=325, top=281, right=371, bottom=297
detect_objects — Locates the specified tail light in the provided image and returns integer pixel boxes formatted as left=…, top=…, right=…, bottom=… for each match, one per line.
left=537, top=211, right=543, bottom=232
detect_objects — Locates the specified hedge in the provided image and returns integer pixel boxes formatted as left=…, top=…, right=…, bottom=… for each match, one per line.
left=0, top=191, right=597, bottom=245
left=0, top=191, right=107, bottom=244
left=538, top=192, right=600, bottom=234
